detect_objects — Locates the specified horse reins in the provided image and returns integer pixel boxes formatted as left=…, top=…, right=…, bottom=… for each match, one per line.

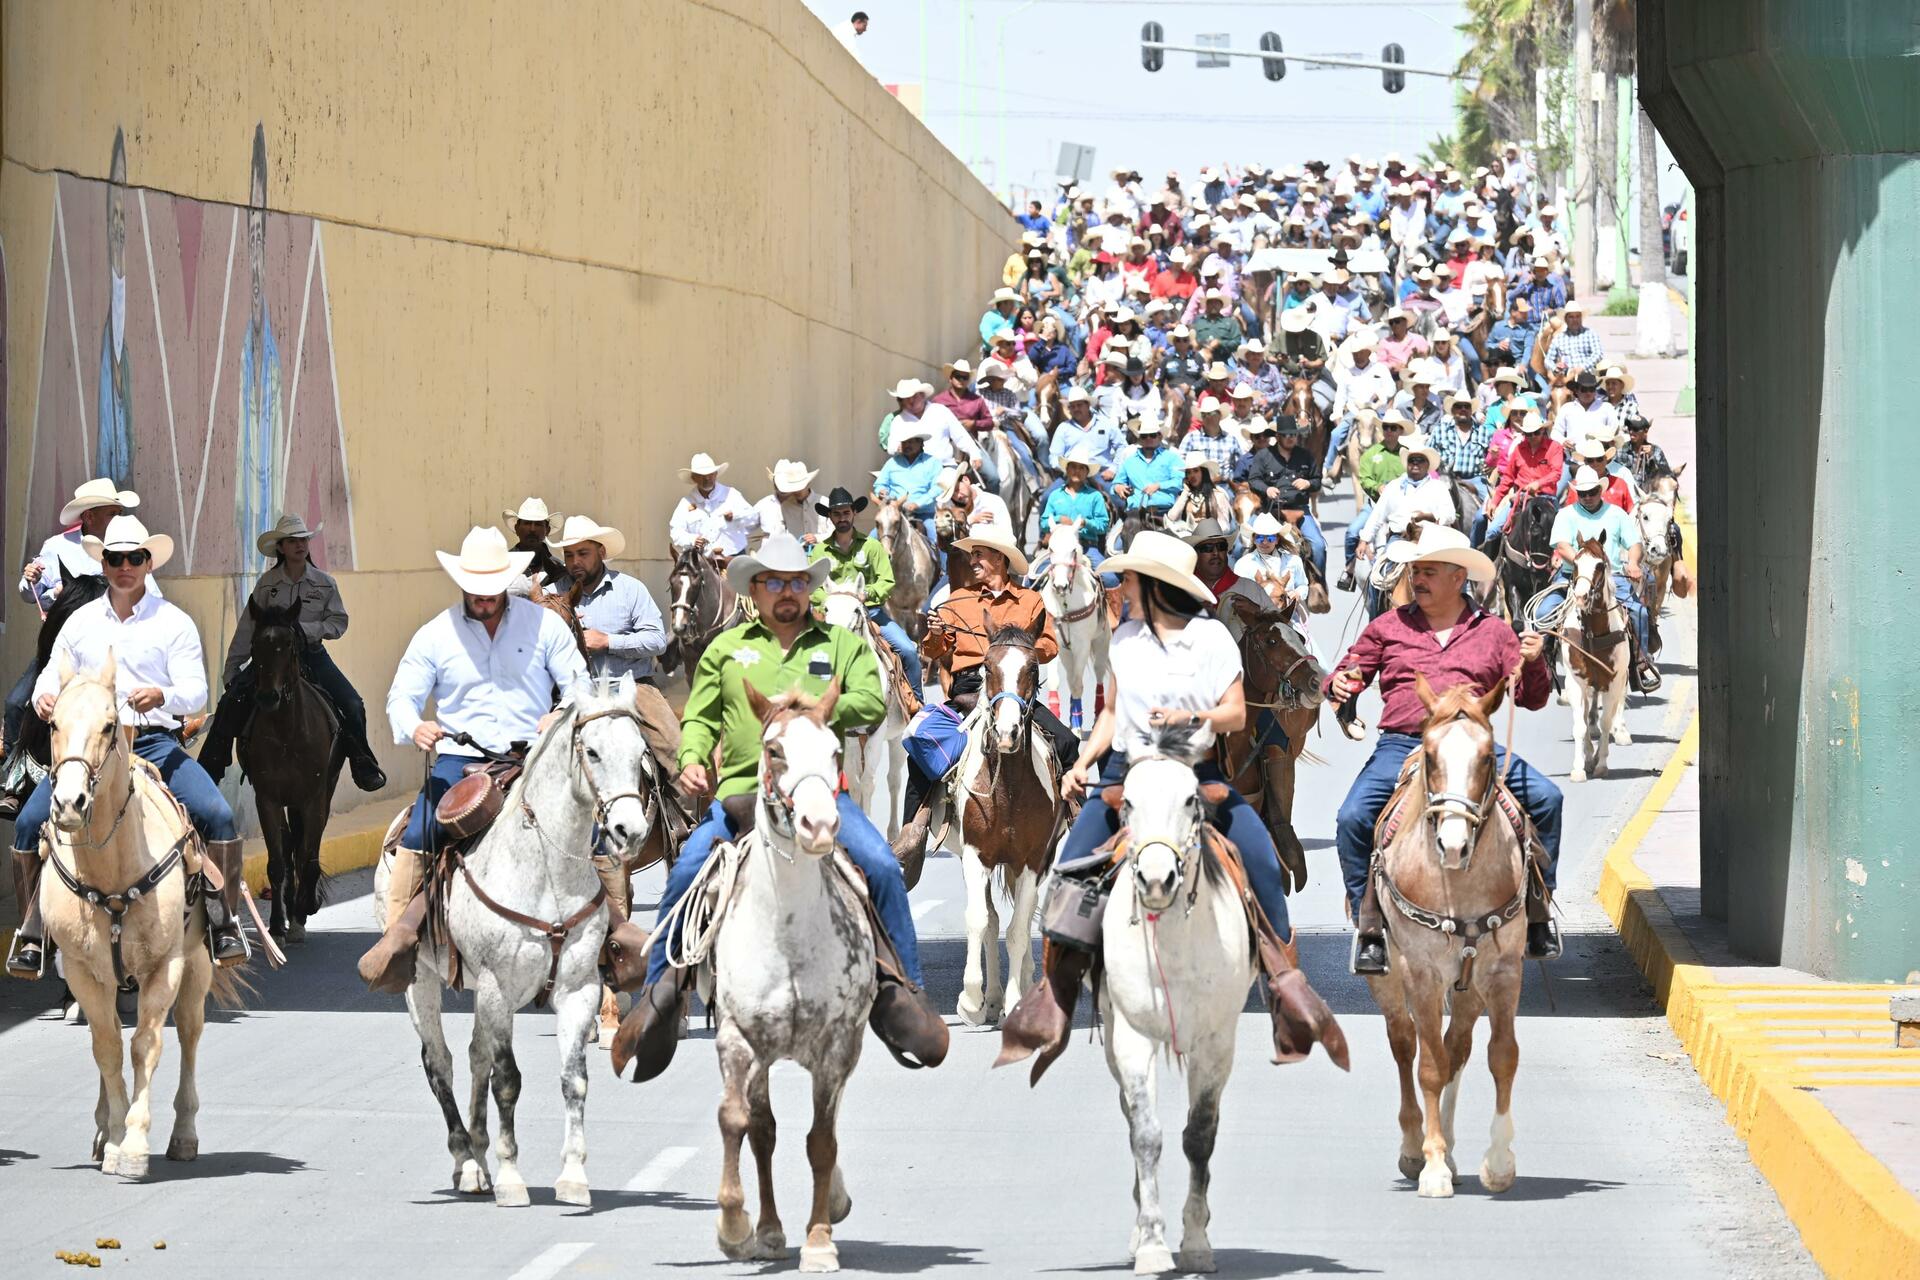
left=48, top=831, right=191, bottom=989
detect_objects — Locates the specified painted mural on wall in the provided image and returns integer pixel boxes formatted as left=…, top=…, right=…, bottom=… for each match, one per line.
left=23, top=124, right=356, bottom=600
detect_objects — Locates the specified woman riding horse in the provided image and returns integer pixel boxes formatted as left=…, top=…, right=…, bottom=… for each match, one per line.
left=198, top=515, right=387, bottom=793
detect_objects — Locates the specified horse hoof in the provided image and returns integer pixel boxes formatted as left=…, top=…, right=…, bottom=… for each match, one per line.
left=1480, top=1156, right=1516, bottom=1193
left=99, top=1148, right=119, bottom=1176
left=1397, top=1153, right=1424, bottom=1180
left=555, top=1179, right=591, bottom=1208
left=288, top=920, right=307, bottom=944
left=92, top=1133, right=107, bottom=1164
left=1177, top=1247, right=1216, bottom=1274
left=1133, top=1243, right=1176, bottom=1274
left=166, top=1136, right=199, bottom=1162
left=118, top=1152, right=149, bottom=1180
left=1569, top=769, right=1587, bottom=784
left=1611, top=726, right=1632, bottom=747
left=717, top=1210, right=755, bottom=1260
left=456, top=1162, right=490, bottom=1195
left=754, top=1226, right=788, bottom=1259
left=493, top=1180, right=530, bottom=1208
left=955, top=994, right=987, bottom=1027
left=799, top=1239, right=839, bottom=1274
left=1592, top=764, right=1608, bottom=779
left=1417, top=1164, right=1456, bottom=1198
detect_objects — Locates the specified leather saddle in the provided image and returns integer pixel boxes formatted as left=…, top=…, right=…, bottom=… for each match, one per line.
left=435, top=754, right=527, bottom=843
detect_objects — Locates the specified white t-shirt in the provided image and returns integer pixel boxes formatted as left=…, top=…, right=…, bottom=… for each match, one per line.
left=1109, top=616, right=1243, bottom=761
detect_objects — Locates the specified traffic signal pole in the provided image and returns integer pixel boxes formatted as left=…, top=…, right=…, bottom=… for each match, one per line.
left=1138, top=40, right=1457, bottom=80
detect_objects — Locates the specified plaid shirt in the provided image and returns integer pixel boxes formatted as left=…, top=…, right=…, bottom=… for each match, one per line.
left=1432, top=418, right=1495, bottom=479
left=1179, top=427, right=1247, bottom=474
left=1545, top=326, right=1606, bottom=375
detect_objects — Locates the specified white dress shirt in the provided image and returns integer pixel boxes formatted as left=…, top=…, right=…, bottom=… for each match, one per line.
left=1361, top=474, right=1458, bottom=548
left=1554, top=397, right=1618, bottom=444
left=1334, top=359, right=1397, bottom=419
left=668, top=483, right=759, bottom=557
left=18, top=529, right=164, bottom=611
left=752, top=494, right=832, bottom=547
left=386, top=595, right=590, bottom=758
left=36, top=589, right=206, bottom=730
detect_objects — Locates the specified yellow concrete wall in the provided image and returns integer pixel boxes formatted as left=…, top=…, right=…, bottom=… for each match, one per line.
left=0, top=0, right=1016, bottom=813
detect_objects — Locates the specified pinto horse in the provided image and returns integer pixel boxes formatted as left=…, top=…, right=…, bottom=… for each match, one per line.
left=664, top=546, right=741, bottom=676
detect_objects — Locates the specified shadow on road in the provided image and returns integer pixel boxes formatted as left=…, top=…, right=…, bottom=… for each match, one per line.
left=1048, top=1248, right=1378, bottom=1276
left=1394, top=1174, right=1626, bottom=1202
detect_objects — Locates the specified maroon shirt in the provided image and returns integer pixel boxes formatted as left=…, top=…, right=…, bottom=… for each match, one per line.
left=1326, top=602, right=1549, bottom=735
left=933, top=388, right=993, bottom=434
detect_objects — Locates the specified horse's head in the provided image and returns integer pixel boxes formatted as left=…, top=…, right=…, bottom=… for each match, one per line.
left=249, top=600, right=304, bottom=709
left=1044, top=522, right=1083, bottom=592
left=667, top=548, right=701, bottom=634
left=820, top=575, right=865, bottom=632
left=1120, top=752, right=1205, bottom=913
left=984, top=626, right=1041, bottom=755
left=1637, top=495, right=1673, bottom=565
left=1571, top=537, right=1610, bottom=610
left=1242, top=613, right=1326, bottom=710
left=872, top=497, right=902, bottom=547
left=746, top=680, right=843, bottom=856
left=566, top=675, right=656, bottom=854
left=46, top=650, right=125, bottom=833
left=1414, top=672, right=1501, bottom=869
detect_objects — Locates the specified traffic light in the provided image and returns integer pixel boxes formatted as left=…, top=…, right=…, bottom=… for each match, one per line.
left=1382, top=43, right=1406, bottom=93
left=1259, top=32, right=1286, bottom=82
left=1141, top=22, right=1164, bottom=73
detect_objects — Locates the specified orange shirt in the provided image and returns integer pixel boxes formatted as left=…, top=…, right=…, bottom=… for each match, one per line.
left=921, top=583, right=1059, bottom=673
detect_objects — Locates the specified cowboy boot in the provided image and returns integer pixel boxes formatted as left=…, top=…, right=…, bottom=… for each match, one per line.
left=6, top=847, right=47, bottom=979
left=1351, top=871, right=1388, bottom=975
left=859, top=892, right=948, bottom=1069
left=610, top=975, right=689, bottom=1083
left=1336, top=559, right=1357, bottom=593
left=346, top=739, right=388, bottom=794
left=1524, top=844, right=1562, bottom=960
left=202, top=839, right=250, bottom=967
left=356, top=847, right=428, bottom=992
left=891, top=804, right=933, bottom=893
left=995, top=940, right=1092, bottom=1086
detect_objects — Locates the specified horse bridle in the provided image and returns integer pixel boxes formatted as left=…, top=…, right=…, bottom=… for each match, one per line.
left=49, top=699, right=138, bottom=849
left=756, top=733, right=842, bottom=848
left=985, top=638, right=1040, bottom=752
left=1419, top=746, right=1499, bottom=867
left=570, top=705, right=655, bottom=835
left=1125, top=793, right=1205, bottom=917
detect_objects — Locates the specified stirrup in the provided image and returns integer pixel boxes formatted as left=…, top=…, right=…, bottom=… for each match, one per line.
left=1526, top=919, right=1563, bottom=960
left=6, top=934, right=47, bottom=980
left=1349, top=931, right=1389, bottom=976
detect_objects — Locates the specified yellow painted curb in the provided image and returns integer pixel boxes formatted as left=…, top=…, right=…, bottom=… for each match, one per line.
left=238, top=813, right=390, bottom=894
left=1597, top=717, right=1920, bottom=1278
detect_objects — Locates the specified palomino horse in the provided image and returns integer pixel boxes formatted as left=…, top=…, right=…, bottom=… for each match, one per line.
left=236, top=601, right=342, bottom=944
left=709, top=683, right=873, bottom=1272
left=819, top=576, right=913, bottom=838
left=874, top=497, right=938, bottom=642
left=954, top=627, right=1061, bottom=1027
left=1217, top=603, right=1326, bottom=893
left=1340, top=409, right=1383, bottom=502
left=38, top=653, right=246, bottom=1178
left=1554, top=540, right=1632, bottom=781
left=374, top=678, right=655, bottom=1207
left=1367, top=677, right=1528, bottom=1198
left=1038, top=522, right=1109, bottom=732
left=665, top=547, right=741, bottom=675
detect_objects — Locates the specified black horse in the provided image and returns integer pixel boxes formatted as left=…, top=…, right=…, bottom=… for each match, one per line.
left=1, top=575, right=109, bottom=814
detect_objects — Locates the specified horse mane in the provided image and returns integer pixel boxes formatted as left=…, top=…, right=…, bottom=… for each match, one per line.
left=1424, top=682, right=1495, bottom=729
left=987, top=623, right=1039, bottom=652
left=1139, top=719, right=1207, bottom=765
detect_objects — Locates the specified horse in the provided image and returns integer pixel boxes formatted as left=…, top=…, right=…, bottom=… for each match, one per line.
left=1366, top=676, right=1528, bottom=1198
left=1496, top=494, right=1560, bottom=632
left=373, top=677, right=655, bottom=1207
left=986, top=426, right=1040, bottom=546
left=1037, top=522, right=1109, bottom=732
left=1636, top=479, right=1678, bottom=657
left=665, top=546, right=741, bottom=675
left=708, top=682, right=874, bottom=1272
left=236, top=601, right=343, bottom=944
left=37, top=652, right=246, bottom=1178
left=1340, top=409, right=1383, bottom=501
left=1553, top=540, right=1632, bottom=781
left=527, top=575, right=589, bottom=663
left=819, top=576, right=912, bottom=838
left=1216, top=603, right=1326, bottom=894
left=873, top=497, right=938, bottom=642
left=1281, top=377, right=1330, bottom=493
left=953, top=627, right=1061, bottom=1028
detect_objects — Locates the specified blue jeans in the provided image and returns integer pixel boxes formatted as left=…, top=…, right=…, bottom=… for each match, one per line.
left=1534, top=570, right=1651, bottom=656
left=1334, top=732, right=1561, bottom=913
left=13, top=731, right=238, bottom=851
left=1345, top=501, right=1371, bottom=563
left=1328, top=412, right=1371, bottom=458
left=3, top=665, right=35, bottom=754
left=1058, top=755, right=1292, bottom=942
left=400, top=753, right=473, bottom=851
left=869, top=607, right=923, bottom=696
left=646, top=793, right=922, bottom=987
left=1457, top=336, right=1483, bottom=387
left=1293, top=512, right=1327, bottom=577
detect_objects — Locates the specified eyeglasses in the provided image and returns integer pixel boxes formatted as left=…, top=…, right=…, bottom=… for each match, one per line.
left=1194, top=541, right=1230, bottom=554
left=103, top=549, right=151, bottom=568
left=756, top=575, right=814, bottom=595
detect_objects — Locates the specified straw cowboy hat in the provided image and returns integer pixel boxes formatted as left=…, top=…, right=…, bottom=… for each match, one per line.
left=1512, top=403, right=1547, bottom=432
left=1383, top=522, right=1494, bottom=585
left=1491, top=367, right=1523, bottom=387
left=547, top=514, right=627, bottom=560
left=1398, top=434, right=1443, bottom=468
left=1571, top=465, right=1605, bottom=492
left=941, top=357, right=975, bottom=379
left=1601, top=365, right=1636, bottom=393
left=814, top=485, right=871, bottom=516
left=1444, top=390, right=1475, bottom=411
left=1061, top=443, right=1099, bottom=471
left=436, top=526, right=532, bottom=595
left=989, top=287, right=1021, bottom=306
left=60, top=478, right=140, bottom=525
left=502, top=496, right=560, bottom=527
left=83, top=515, right=174, bottom=571
left=768, top=459, right=820, bottom=494
left=678, top=453, right=728, bottom=480
left=954, top=522, right=1029, bottom=576
left=255, top=513, right=322, bottom=558
left=725, top=533, right=831, bottom=596
left=1103, top=530, right=1217, bottom=605
left=1379, top=408, right=1414, bottom=431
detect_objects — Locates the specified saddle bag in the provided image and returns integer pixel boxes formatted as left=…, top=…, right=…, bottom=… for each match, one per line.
left=903, top=702, right=968, bottom=779
left=434, top=762, right=523, bottom=842
left=1040, top=873, right=1109, bottom=953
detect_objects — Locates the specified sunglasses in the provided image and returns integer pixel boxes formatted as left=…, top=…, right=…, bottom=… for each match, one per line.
left=755, top=575, right=814, bottom=595
left=1194, top=541, right=1230, bottom=554
left=103, top=549, right=152, bottom=568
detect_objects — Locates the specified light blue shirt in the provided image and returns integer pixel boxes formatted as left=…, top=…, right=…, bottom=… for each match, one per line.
left=570, top=568, right=668, bottom=681
left=386, top=595, right=590, bottom=758
left=1049, top=415, right=1125, bottom=471
left=874, top=450, right=945, bottom=510
left=1550, top=500, right=1642, bottom=574
left=1115, top=446, right=1184, bottom=511
left=1041, top=484, right=1110, bottom=542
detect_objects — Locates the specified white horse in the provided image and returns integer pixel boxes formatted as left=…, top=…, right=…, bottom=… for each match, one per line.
left=709, top=682, right=874, bottom=1273
left=1635, top=484, right=1676, bottom=665
left=373, top=676, right=655, bottom=1208
left=1037, top=521, right=1110, bottom=733
left=819, top=575, right=911, bottom=837
left=1559, top=542, right=1632, bottom=781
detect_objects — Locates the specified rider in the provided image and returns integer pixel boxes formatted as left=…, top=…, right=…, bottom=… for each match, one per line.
left=615, top=534, right=945, bottom=1079
left=1337, top=411, right=1408, bottom=592
left=1478, top=403, right=1564, bottom=551
left=7, top=515, right=248, bottom=978
left=357, top=526, right=592, bottom=990
left=1327, top=329, right=1397, bottom=466
left=1234, top=512, right=1310, bottom=624
left=809, top=487, right=924, bottom=697
left=1326, top=524, right=1563, bottom=973
left=198, top=514, right=388, bottom=793
left=503, top=497, right=569, bottom=597
left=668, top=454, right=758, bottom=561
left=1244, top=420, right=1325, bottom=578
left=753, top=459, right=831, bottom=548
left=874, top=421, right=945, bottom=548
left=1037, top=445, right=1117, bottom=587
left=1167, top=452, right=1232, bottom=537
left=1111, top=420, right=1183, bottom=522
left=548, top=512, right=677, bottom=746
left=1533, top=467, right=1661, bottom=694
left=1357, top=432, right=1455, bottom=564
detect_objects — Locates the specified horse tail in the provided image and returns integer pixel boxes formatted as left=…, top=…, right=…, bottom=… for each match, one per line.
left=206, top=957, right=256, bottom=1011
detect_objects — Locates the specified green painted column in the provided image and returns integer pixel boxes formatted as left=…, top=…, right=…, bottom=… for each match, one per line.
left=1640, top=0, right=1919, bottom=982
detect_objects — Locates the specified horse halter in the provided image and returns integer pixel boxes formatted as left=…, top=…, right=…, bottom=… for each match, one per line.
left=1420, top=732, right=1496, bottom=870
left=49, top=701, right=138, bottom=849
left=1125, top=794, right=1205, bottom=916
left=570, top=705, right=654, bottom=836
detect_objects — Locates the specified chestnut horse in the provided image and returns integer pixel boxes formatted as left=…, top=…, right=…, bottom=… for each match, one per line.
left=1216, top=601, right=1326, bottom=893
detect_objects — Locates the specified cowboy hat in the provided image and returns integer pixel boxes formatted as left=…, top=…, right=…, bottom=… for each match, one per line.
left=547, top=514, right=627, bottom=560
left=814, top=485, right=871, bottom=517
left=678, top=453, right=728, bottom=480
left=1379, top=408, right=1414, bottom=430
left=1563, top=297, right=1588, bottom=315
left=1196, top=394, right=1223, bottom=415
left=1574, top=436, right=1610, bottom=461
left=436, top=526, right=534, bottom=595
left=255, top=513, right=322, bottom=558
left=1571, top=465, right=1605, bottom=492
left=1346, top=328, right=1378, bottom=353
left=1229, top=382, right=1258, bottom=400
left=60, top=478, right=141, bottom=525
left=1103, top=531, right=1217, bottom=606
left=1178, top=451, right=1222, bottom=479
left=953, top=523, right=1029, bottom=576
left=1204, top=361, right=1231, bottom=381
left=1061, top=444, right=1099, bottom=471
left=1246, top=511, right=1287, bottom=540
left=726, top=532, right=831, bottom=596
left=1398, top=433, right=1443, bottom=466
left=1062, top=384, right=1092, bottom=405
left=977, top=358, right=1012, bottom=383
left=1491, top=367, right=1523, bottom=387
left=768, top=459, right=820, bottom=494
left=1280, top=303, right=1317, bottom=334
left=1240, top=337, right=1266, bottom=355
left=1407, top=358, right=1443, bottom=386
left=989, top=287, right=1020, bottom=306
left=1444, top=390, right=1475, bottom=411
left=1570, top=369, right=1600, bottom=391
left=1382, top=522, right=1494, bottom=585
left=1183, top=520, right=1231, bottom=547
left=84, top=515, right=174, bottom=571
left=1601, top=365, right=1636, bottom=392
left=887, top=377, right=929, bottom=399
left=889, top=419, right=935, bottom=447
left=1514, top=404, right=1547, bottom=433
left=941, top=357, right=975, bottom=379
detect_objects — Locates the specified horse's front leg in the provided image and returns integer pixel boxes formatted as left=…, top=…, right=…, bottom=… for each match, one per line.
left=407, top=974, right=488, bottom=1194
left=1004, top=866, right=1040, bottom=1013
left=69, top=964, right=128, bottom=1173
left=1367, top=970, right=1425, bottom=1179
left=747, top=1063, right=787, bottom=1260
left=957, top=844, right=992, bottom=1026
left=551, top=973, right=597, bottom=1207
left=260, top=803, right=291, bottom=940
left=1405, top=962, right=1457, bottom=1198
left=167, top=948, right=212, bottom=1162
left=1176, top=1040, right=1231, bottom=1274
left=1479, top=961, right=1524, bottom=1193
left=118, top=954, right=184, bottom=1179
left=295, top=795, right=331, bottom=938
left=714, top=1020, right=758, bottom=1260
left=470, top=983, right=527, bottom=1208
left=1106, top=1016, right=1173, bottom=1274
left=1440, top=983, right=1486, bottom=1178
left=1568, top=674, right=1590, bottom=783
left=801, top=1066, right=852, bottom=1273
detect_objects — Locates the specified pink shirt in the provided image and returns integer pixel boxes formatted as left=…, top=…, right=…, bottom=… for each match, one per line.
left=1327, top=602, right=1550, bottom=736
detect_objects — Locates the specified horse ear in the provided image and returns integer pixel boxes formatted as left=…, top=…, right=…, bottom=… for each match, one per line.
left=1479, top=681, right=1505, bottom=720
left=56, top=647, right=76, bottom=690
left=1671, top=462, right=1687, bottom=480
left=1413, top=670, right=1437, bottom=710
left=812, top=678, right=841, bottom=724
left=745, top=679, right=774, bottom=725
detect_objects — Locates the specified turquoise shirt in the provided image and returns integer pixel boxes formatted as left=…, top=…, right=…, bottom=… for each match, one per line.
left=1115, top=446, right=1184, bottom=511
left=874, top=451, right=944, bottom=509
left=1550, top=500, right=1641, bottom=573
left=1041, top=484, right=1110, bottom=544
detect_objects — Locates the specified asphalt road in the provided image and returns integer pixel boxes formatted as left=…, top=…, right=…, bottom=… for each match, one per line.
left=0, top=488, right=1812, bottom=1278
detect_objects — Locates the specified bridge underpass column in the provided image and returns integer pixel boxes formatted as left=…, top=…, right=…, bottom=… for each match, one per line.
left=1639, top=0, right=1918, bottom=982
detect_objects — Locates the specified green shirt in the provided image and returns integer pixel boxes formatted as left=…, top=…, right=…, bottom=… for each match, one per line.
left=1357, top=443, right=1406, bottom=502
left=811, top=534, right=894, bottom=610
left=677, top=617, right=886, bottom=800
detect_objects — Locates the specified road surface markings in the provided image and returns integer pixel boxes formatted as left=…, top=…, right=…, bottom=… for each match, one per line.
left=912, top=898, right=944, bottom=921
left=624, top=1145, right=698, bottom=1193
left=508, top=1242, right=593, bottom=1280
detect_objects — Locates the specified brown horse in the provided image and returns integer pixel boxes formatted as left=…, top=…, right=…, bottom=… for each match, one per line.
left=527, top=576, right=589, bottom=662
left=664, top=545, right=742, bottom=675
left=1217, top=603, right=1326, bottom=893
left=874, top=498, right=937, bottom=641
left=237, top=602, right=342, bottom=944
left=1281, top=377, right=1329, bottom=510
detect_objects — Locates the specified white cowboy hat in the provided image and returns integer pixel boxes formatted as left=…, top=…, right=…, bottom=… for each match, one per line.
left=887, top=377, right=928, bottom=399
left=255, top=513, right=322, bottom=558
left=1563, top=298, right=1587, bottom=315
left=1246, top=511, right=1287, bottom=539
left=83, top=514, right=174, bottom=571
left=1179, top=451, right=1223, bottom=479
left=1062, top=385, right=1092, bottom=405
left=941, top=357, right=975, bottom=378
left=547, top=514, right=626, bottom=560
left=1445, top=389, right=1475, bottom=411
left=1196, top=394, right=1223, bottom=415
left=1229, top=382, right=1258, bottom=400
left=1574, top=436, right=1611, bottom=461
left=1379, top=408, right=1414, bottom=430
left=954, top=523, right=1030, bottom=576
left=1398, top=434, right=1443, bottom=467
left=1346, top=328, right=1378, bottom=354
left=889, top=419, right=935, bottom=447
left=60, top=478, right=140, bottom=525
left=503, top=496, right=561, bottom=527
left=1383, top=523, right=1494, bottom=585
left=1280, top=304, right=1317, bottom=334
left=1240, top=337, right=1267, bottom=355
left=1491, top=367, right=1523, bottom=387
left=435, top=526, right=532, bottom=595
left=1204, top=361, right=1231, bottom=381
left=1406, top=358, right=1445, bottom=386
left=725, top=532, right=831, bottom=596
left=1102, top=531, right=1217, bottom=605
left=1514, top=405, right=1547, bottom=433
left=977, top=358, right=1012, bottom=382
left=1572, top=465, right=1605, bottom=492
left=1061, top=443, right=1099, bottom=470
left=1601, top=365, right=1636, bottom=392
left=989, top=287, right=1021, bottom=306
left=678, top=453, right=728, bottom=481
left=768, top=459, right=819, bottom=494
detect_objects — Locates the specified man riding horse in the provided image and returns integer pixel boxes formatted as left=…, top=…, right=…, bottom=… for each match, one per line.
left=669, top=453, right=758, bottom=563
left=502, top=496, right=568, bottom=597
left=809, top=487, right=924, bottom=697
left=8, top=515, right=247, bottom=978
left=198, top=514, right=388, bottom=794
